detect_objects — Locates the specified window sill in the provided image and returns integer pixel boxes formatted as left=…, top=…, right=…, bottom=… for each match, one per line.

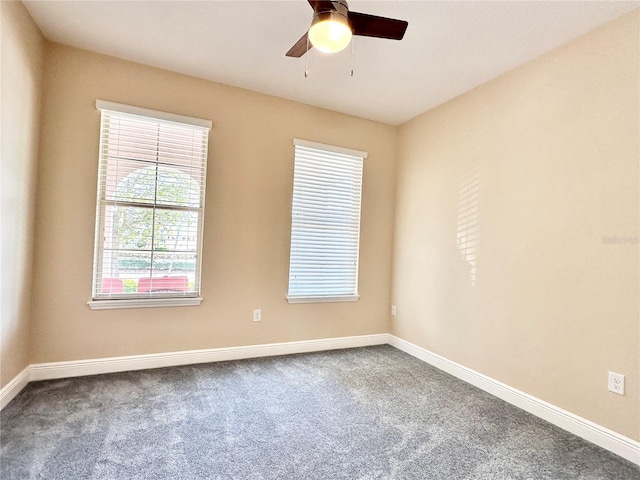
left=286, top=295, right=360, bottom=304
left=87, top=297, right=203, bottom=310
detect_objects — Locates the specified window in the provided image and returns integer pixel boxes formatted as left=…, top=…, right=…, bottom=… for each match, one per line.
left=89, top=100, right=211, bottom=310
left=287, top=139, right=366, bottom=303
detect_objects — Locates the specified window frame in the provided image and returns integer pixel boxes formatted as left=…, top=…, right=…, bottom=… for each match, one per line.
left=88, top=100, right=212, bottom=310
left=286, top=138, right=367, bottom=304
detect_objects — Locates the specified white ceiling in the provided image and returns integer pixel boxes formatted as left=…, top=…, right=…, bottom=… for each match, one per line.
left=23, top=0, right=638, bottom=125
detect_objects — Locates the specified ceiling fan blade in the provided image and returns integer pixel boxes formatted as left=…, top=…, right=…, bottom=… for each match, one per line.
left=286, top=32, right=312, bottom=57
left=307, top=0, right=336, bottom=12
left=348, top=11, right=408, bottom=40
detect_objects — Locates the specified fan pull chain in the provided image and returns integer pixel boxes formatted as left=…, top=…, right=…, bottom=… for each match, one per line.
left=350, top=37, right=355, bottom=77
left=305, top=34, right=310, bottom=78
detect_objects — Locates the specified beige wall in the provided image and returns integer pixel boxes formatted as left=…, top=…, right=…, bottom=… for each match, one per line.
left=30, top=43, right=397, bottom=363
left=392, top=10, right=639, bottom=440
left=0, top=1, right=44, bottom=389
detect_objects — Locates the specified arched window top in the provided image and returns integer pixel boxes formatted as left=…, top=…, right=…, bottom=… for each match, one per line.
left=114, top=166, right=201, bottom=208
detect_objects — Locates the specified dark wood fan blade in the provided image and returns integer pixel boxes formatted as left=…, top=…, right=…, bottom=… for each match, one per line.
left=307, top=0, right=336, bottom=13
left=286, top=32, right=312, bottom=57
left=348, top=11, right=408, bottom=40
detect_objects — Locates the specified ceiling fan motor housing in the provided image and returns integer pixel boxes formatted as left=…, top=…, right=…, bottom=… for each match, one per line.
left=316, top=0, right=350, bottom=20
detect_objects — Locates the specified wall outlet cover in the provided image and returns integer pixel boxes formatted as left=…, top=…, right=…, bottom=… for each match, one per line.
left=608, top=372, right=625, bottom=395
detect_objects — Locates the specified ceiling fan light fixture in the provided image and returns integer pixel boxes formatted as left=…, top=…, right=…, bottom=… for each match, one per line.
left=308, top=11, right=352, bottom=54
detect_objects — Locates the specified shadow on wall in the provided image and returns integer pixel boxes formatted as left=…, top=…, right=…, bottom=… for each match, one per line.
left=456, top=166, right=482, bottom=287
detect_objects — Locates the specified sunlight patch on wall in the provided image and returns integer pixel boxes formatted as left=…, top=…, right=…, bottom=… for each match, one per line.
left=456, top=167, right=482, bottom=287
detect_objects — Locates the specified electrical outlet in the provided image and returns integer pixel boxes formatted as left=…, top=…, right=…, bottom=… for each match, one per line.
left=391, top=305, right=397, bottom=316
left=608, top=372, right=625, bottom=395
left=253, top=309, right=261, bottom=322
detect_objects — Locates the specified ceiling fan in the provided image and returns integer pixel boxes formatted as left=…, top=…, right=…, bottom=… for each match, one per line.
left=286, top=0, right=408, bottom=57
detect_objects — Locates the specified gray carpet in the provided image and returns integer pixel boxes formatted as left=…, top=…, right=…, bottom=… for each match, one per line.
left=1, top=345, right=638, bottom=479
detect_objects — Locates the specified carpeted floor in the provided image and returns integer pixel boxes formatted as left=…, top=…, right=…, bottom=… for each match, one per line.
left=1, top=345, right=638, bottom=479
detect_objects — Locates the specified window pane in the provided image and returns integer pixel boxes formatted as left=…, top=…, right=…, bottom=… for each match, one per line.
left=153, top=210, right=199, bottom=253
left=150, top=251, right=197, bottom=277
left=154, top=168, right=201, bottom=208
left=106, top=204, right=154, bottom=251
left=102, top=252, right=152, bottom=293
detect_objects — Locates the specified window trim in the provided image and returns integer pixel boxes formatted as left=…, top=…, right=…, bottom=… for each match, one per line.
left=89, top=100, right=211, bottom=309
left=286, top=295, right=360, bottom=304
left=286, top=139, right=366, bottom=304
left=88, top=297, right=203, bottom=310
left=292, top=138, right=367, bottom=159
left=95, top=100, right=213, bottom=129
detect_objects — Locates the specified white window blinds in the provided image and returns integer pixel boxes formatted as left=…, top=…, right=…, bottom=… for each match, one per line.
left=287, top=139, right=366, bottom=303
left=91, top=100, right=211, bottom=303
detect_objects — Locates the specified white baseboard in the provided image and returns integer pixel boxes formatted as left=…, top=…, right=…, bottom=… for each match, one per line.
left=0, top=367, right=30, bottom=410
left=1, top=333, right=388, bottom=403
left=389, top=334, right=640, bottom=466
left=27, top=333, right=388, bottom=382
